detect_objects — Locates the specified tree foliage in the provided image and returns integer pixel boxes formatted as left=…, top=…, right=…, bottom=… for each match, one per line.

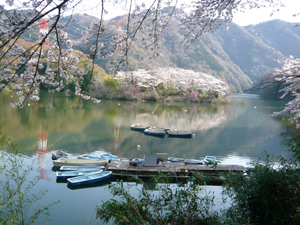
left=224, top=156, right=300, bottom=225
left=97, top=175, right=221, bottom=225
left=0, top=0, right=285, bottom=105
left=0, top=150, right=58, bottom=224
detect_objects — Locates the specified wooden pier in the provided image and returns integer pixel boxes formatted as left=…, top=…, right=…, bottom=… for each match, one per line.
left=107, top=160, right=246, bottom=179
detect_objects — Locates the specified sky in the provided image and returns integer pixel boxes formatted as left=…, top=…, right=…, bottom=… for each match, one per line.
left=232, top=0, right=300, bottom=26
left=3, top=0, right=300, bottom=26
left=81, top=0, right=300, bottom=26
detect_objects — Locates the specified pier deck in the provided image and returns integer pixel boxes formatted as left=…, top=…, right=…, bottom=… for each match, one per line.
left=107, top=161, right=246, bottom=179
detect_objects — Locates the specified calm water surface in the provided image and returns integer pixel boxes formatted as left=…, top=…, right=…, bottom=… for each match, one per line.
left=0, top=92, right=288, bottom=224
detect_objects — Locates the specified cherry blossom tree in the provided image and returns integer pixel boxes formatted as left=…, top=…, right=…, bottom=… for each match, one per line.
left=0, top=0, right=291, bottom=108
left=271, top=57, right=300, bottom=127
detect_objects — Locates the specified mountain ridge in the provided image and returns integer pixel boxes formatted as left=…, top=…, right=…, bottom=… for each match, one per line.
left=21, top=13, right=300, bottom=92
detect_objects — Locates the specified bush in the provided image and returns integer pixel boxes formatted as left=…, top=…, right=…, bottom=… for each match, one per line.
left=224, top=156, right=300, bottom=225
left=104, top=76, right=120, bottom=92
left=97, top=175, right=221, bottom=225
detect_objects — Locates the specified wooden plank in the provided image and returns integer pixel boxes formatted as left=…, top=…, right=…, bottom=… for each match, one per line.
left=107, top=161, right=246, bottom=178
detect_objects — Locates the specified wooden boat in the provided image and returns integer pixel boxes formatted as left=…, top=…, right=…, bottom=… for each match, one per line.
left=51, top=150, right=68, bottom=160
left=56, top=169, right=102, bottom=179
left=67, top=171, right=112, bottom=186
left=130, top=124, right=151, bottom=131
left=60, top=166, right=105, bottom=171
left=167, top=130, right=193, bottom=138
left=144, top=127, right=168, bottom=137
left=52, top=158, right=109, bottom=167
left=185, top=159, right=205, bottom=164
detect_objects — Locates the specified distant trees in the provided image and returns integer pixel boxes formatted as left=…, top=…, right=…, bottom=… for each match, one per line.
left=1, top=0, right=300, bottom=125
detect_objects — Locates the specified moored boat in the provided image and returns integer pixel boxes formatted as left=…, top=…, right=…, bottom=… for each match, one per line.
left=100, top=153, right=120, bottom=161
left=167, top=130, right=193, bottom=138
left=78, top=154, right=107, bottom=161
left=51, top=150, right=68, bottom=160
left=56, top=169, right=102, bottom=179
left=59, top=166, right=105, bottom=171
left=52, top=158, right=109, bottom=167
left=185, top=159, right=205, bottom=164
left=130, top=124, right=151, bottom=131
left=144, top=127, right=168, bottom=137
left=67, top=171, right=112, bottom=186
left=167, top=157, right=185, bottom=162
left=204, top=156, right=217, bottom=164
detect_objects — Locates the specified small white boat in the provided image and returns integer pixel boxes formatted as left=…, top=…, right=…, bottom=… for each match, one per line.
left=56, top=169, right=102, bottom=179
left=78, top=154, right=107, bottom=161
left=130, top=124, right=151, bottom=131
left=59, top=166, right=105, bottom=171
left=52, top=158, right=109, bottom=167
left=51, top=150, right=68, bottom=160
left=67, top=171, right=112, bottom=186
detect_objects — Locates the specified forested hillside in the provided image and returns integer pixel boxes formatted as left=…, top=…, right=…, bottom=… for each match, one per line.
left=21, top=13, right=300, bottom=93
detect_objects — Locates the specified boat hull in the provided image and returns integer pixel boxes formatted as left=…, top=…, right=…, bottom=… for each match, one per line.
left=51, top=150, right=68, bottom=160
left=167, top=130, right=193, bottom=138
left=53, top=158, right=109, bottom=167
left=144, top=127, right=167, bottom=137
left=59, top=166, right=105, bottom=171
left=130, top=124, right=151, bottom=131
left=56, top=169, right=102, bottom=179
left=67, top=171, right=112, bottom=186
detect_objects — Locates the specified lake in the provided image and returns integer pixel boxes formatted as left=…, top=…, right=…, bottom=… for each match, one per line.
left=0, top=92, right=289, bottom=224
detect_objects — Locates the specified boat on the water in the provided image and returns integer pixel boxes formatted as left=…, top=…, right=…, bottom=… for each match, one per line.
left=185, top=159, right=205, bottom=164
left=59, top=166, right=105, bottom=171
left=78, top=154, right=107, bottom=161
left=204, top=156, right=217, bottom=164
left=167, top=130, right=193, bottom=138
left=130, top=124, right=151, bottom=131
left=167, top=157, right=185, bottom=162
left=144, top=127, right=168, bottom=137
left=67, top=171, right=112, bottom=186
left=100, top=153, right=120, bottom=161
left=51, top=150, right=68, bottom=160
left=56, top=169, right=102, bottom=179
left=52, top=158, right=109, bottom=167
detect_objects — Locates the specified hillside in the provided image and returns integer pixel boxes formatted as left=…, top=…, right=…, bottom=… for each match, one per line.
left=20, top=13, right=300, bottom=93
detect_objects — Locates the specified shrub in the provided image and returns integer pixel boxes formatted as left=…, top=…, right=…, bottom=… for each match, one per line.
left=224, top=156, right=300, bottom=225
left=97, top=175, right=221, bottom=225
left=104, top=76, right=119, bottom=92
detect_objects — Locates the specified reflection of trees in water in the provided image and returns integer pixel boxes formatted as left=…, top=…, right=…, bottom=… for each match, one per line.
left=118, top=103, right=231, bottom=131
left=0, top=92, right=246, bottom=157
left=0, top=92, right=104, bottom=140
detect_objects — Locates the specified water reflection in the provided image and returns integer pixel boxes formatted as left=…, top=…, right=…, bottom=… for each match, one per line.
left=0, top=92, right=287, bottom=164
left=37, top=131, right=49, bottom=179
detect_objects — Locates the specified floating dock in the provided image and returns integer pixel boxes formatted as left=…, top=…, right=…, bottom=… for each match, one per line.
left=107, top=160, right=246, bottom=179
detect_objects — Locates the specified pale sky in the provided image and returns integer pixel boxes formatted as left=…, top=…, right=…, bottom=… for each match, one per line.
left=80, top=0, right=300, bottom=26
left=232, top=0, right=300, bottom=26
left=3, top=0, right=300, bottom=26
